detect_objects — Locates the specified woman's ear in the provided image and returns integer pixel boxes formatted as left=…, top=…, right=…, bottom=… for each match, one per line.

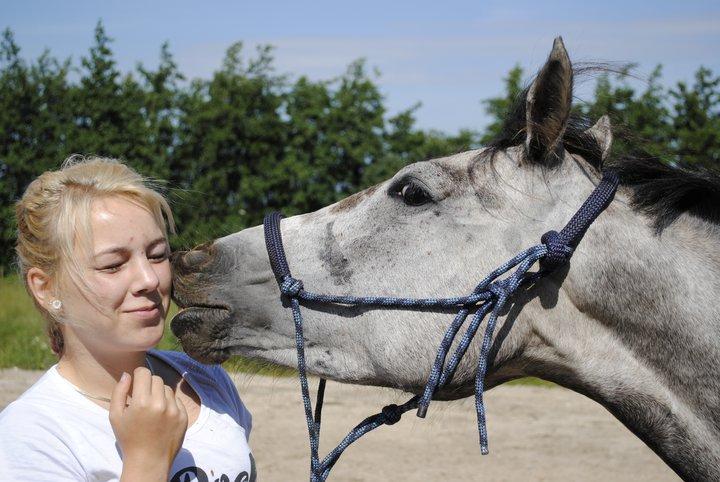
left=27, top=267, right=56, bottom=310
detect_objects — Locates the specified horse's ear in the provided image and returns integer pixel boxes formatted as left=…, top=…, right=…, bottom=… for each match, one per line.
left=585, top=115, right=613, bottom=161
left=525, top=37, right=573, bottom=164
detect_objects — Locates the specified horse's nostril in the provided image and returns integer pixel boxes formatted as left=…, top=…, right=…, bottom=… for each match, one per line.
left=183, top=249, right=211, bottom=269
left=170, top=250, right=184, bottom=266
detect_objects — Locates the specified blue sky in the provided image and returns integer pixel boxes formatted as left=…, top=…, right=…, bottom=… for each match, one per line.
left=3, top=0, right=719, bottom=133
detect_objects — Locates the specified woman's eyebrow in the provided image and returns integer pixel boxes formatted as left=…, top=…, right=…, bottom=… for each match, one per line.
left=94, top=246, right=128, bottom=257
left=147, top=237, right=168, bottom=249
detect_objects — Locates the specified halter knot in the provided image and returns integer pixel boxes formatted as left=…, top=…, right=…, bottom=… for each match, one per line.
left=281, top=276, right=304, bottom=297
left=381, top=404, right=402, bottom=425
left=489, top=280, right=509, bottom=300
left=540, top=230, right=573, bottom=273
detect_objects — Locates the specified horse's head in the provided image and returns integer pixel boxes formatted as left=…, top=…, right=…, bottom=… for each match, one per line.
left=171, top=38, right=619, bottom=398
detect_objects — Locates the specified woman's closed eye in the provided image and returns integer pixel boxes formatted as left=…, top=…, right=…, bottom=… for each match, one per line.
left=149, top=250, right=169, bottom=262
left=97, top=250, right=167, bottom=273
left=98, top=261, right=124, bottom=273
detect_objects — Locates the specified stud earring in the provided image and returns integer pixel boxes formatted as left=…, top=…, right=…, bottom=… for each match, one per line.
left=50, top=299, right=62, bottom=310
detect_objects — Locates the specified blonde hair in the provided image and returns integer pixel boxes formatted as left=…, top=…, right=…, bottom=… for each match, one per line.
left=15, top=156, right=175, bottom=356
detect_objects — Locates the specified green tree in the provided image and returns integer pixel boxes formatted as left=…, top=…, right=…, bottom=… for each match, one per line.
left=135, top=42, right=185, bottom=180
left=70, top=21, right=150, bottom=174
left=282, top=75, right=336, bottom=212
left=3, top=22, right=720, bottom=273
left=482, top=63, right=720, bottom=170
left=363, top=104, right=480, bottom=185
left=324, top=60, right=385, bottom=194
left=172, top=42, right=286, bottom=248
left=480, top=64, right=524, bottom=144
left=669, top=67, right=720, bottom=168
left=0, top=29, right=73, bottom=272
left=583, top=65, right=672, bottom=161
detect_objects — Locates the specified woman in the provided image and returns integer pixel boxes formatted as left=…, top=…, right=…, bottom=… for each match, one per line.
left=0, top=156, right=255, bottom=481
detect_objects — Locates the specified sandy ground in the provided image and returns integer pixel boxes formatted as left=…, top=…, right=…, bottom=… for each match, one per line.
left=1, top=368, right=679, bottom=481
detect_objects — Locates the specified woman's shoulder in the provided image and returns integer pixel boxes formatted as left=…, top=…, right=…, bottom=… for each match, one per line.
left=0, top=400, right=86, bottom=479
left=1, top=366, right=72, bottom=419
left=0, top=403, right=88, bottom=480
left=0, top=368, right=89, bottom=477
left=0, top=394, right=66, bottom=442
left=0, top=365, right=98, bottom=432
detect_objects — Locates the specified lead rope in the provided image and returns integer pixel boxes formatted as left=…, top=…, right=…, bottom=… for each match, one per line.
left=263, top=171, right=619, bottom=482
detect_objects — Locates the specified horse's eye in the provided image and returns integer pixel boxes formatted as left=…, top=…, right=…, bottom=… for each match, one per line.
left=395, top=181, right=433, bottom=206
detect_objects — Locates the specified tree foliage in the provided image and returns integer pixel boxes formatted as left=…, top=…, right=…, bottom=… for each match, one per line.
left=1, top=23, right=719, bottom=271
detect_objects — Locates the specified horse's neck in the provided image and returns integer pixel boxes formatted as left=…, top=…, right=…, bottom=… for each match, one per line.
left=539, top=209, right=720, bottom=480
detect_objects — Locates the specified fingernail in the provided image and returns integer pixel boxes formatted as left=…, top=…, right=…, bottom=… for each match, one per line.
left=120, top=372, right=129, bottom=382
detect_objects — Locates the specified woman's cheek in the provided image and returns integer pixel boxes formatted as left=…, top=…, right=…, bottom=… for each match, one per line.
left=159, top=260, right=172, bottom=284
left=158, top=262, right=172, bottom=292
left=92, top=275, right=130, bottom=310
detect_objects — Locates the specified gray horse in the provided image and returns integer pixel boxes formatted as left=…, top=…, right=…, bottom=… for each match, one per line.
left=171, top=38, right=720, bottom=480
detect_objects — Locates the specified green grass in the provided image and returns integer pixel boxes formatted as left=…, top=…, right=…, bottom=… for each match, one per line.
left=507, top=377, right=556, bottom=388
left=0, top=275, right=57, bottom=369
left=0, top=276, right=551, bottom=384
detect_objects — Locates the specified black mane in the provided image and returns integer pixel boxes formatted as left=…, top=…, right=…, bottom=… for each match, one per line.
left=484, top=71, right=720, bottom=232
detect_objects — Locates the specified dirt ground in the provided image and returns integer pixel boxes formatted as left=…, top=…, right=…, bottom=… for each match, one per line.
left=1, top=368, right=679, bottom=481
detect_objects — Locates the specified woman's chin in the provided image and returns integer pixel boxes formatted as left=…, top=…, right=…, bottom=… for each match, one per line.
left=135, top=324, right=166, bottom=351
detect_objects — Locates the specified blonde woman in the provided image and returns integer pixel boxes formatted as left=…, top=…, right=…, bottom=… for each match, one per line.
left=0, top=157, right=255, bottom=481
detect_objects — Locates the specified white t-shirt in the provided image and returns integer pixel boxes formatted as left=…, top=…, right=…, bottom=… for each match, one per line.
left=0, top=350, right=255, bottom=482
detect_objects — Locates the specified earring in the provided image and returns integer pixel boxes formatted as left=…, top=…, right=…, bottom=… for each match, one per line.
left=50, top=299, right=62, bottom=310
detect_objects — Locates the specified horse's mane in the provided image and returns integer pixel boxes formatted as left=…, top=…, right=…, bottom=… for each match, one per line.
left=483, top=67, right=720, bottom=232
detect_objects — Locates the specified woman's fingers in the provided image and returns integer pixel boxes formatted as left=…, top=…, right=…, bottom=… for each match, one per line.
left=151, top=375, right=165, bottom=405
left=110, top=369, right=190, bottom=471
left=109, top=372, right=131, bottom=422
left=163, top=384, right=175, bottom=403
left=164, top=385, right=188, bottom=427
left=164, top=385, right=176, bottom=414
left=175, top=391, right=188, bottom=424
left=131, top=366, right=152, bottom=403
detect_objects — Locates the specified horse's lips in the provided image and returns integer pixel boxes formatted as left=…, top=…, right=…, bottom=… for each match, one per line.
left=170, top=306, right=233, bottom=364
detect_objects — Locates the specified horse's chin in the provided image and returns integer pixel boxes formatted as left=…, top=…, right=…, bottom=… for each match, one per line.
left=170, top=306, right=234, bottom=364
left=184, top=344, right=232, bottom=365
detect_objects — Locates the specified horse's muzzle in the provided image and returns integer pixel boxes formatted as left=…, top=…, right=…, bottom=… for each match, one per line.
left=171, top=305, right=233, bottom=364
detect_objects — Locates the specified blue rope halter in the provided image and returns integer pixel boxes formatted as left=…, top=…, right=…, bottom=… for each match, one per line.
left=263, top=171, right=619, bottom=482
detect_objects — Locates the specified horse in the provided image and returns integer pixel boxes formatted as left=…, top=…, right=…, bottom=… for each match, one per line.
left=170, top=38, right=720, bottom=480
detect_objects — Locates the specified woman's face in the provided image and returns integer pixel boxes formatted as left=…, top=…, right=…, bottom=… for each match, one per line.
left=61, top=196, right=172, bottom=355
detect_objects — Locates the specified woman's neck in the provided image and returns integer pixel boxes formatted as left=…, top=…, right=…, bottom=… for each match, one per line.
left=57, top=341, right=151, bottom=403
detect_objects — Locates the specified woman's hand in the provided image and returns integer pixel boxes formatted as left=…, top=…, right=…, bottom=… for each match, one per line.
left=110, top=367, right=188, bottom=482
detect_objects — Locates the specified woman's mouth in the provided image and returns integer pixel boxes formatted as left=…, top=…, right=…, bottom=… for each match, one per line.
left=126, top=305, right=160, bottom=319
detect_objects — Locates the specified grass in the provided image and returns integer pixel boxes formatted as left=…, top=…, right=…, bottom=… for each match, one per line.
left=507, top=377, right=556, bottom=388
left=0, top=276, right=552, bottom=385
left=0, top=275, right=57, bottom=369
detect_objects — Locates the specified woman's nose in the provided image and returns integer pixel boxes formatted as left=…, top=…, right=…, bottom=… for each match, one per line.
left=134, top=259, right=161, bottom=293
